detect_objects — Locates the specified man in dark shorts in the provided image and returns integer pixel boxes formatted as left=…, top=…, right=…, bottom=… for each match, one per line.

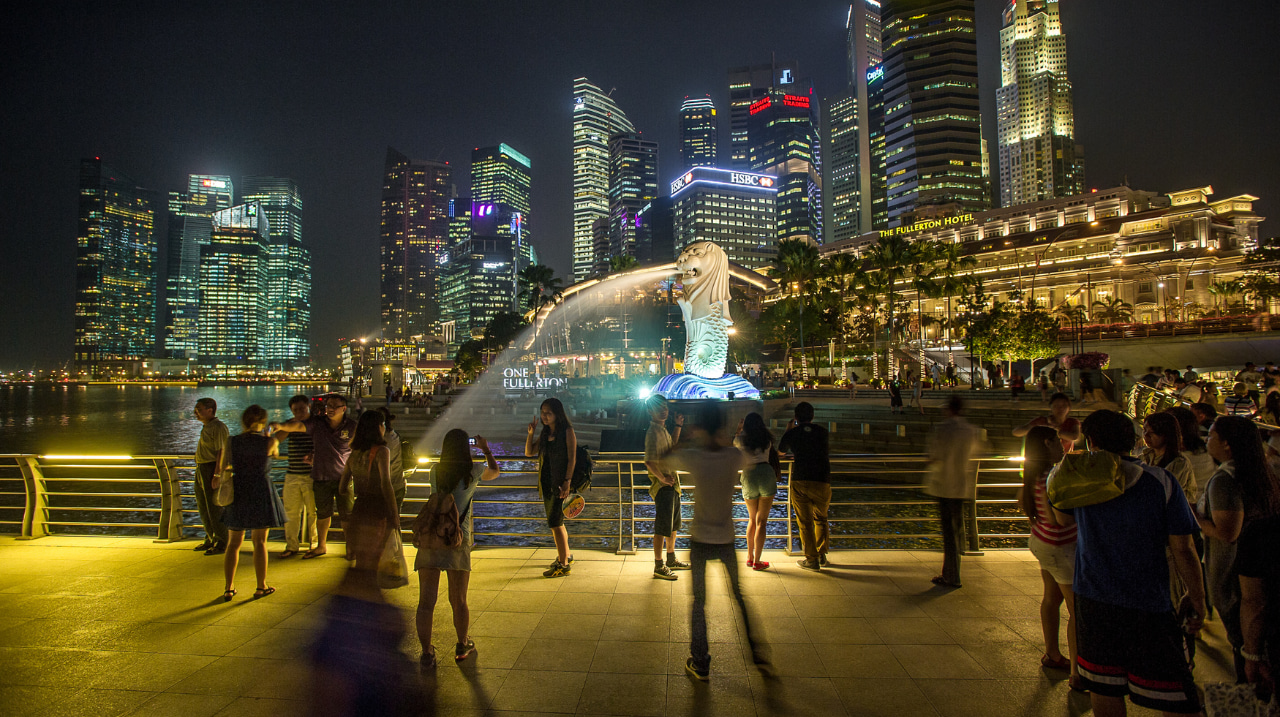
left=1238, top=515, right=1280, bottom=703
left=779, top=402, right=831, bottom=571
left=1050, top=409, right=1206, bottom=715
left=644, top=396, right=688, bottom=580
left=275, top=394, right=357, bottom=559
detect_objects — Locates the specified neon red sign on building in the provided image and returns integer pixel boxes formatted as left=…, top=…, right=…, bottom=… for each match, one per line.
left=782, top=95, right=810, bottom=109
left=748, top=97, right=771, bottom=115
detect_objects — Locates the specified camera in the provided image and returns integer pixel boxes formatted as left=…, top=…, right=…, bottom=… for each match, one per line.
left=468, top=437, right=476, bottom=446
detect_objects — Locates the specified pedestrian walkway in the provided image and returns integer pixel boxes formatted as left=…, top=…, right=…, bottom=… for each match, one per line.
left=0, top=536, right=1236, bottom=716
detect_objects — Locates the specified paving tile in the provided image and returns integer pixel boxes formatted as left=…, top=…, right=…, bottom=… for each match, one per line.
left=546, top=589, right=612, bottom=615
left=852, top=596, right=929, bottom=618
left=959, top=642, right=1054, bottom=678
left=665, top=673, right=755, bottom=717
left=815, top=644, right=908, bottom=678
left=665, top=641, right=746, bottom=676
left=420, top=664, right=507, bottom=710
left=915, top=678, right=1021, bottom=717
left=227, top=628, right=315, bottom=659
left=530, top=612, right=605, bottom=641
left=88, top=651, right=217, bottom=691
left=577, top=672, right=668, bottom=716
left=932, top=617, right=1026, bottom=644
left=164, top=656, right=294, bottom=696
left=830, top=677, right=940, bottom=716
left=801, top=617, right=883, bottom=644
left=160, top=625, right=268, bottom=656
left=486, top=589, right=555, bottom=613
left=122, top=692, right=237, bottom=717
left=488, top=668, right=587, bottom=712
left=210, top=696, right=308, bottom=717
left=0, top=685, right=80, bottom=717
left=589, top=640, right=670, bottom=674
left=606, top=593, right=671, bottom=617
left=749, top=617, right=813, bottom=644
left=511, top=638, right=598, bottom=672
left=747, top=674, right=848, bottom=717
left=45, top=688, right=155, bottom=717
left=600, top=612, right=672, bottom=642
left=888, top=645, right=990, bottom=679
left=468, top=611, right=544, bottom=639
left=871, top=618, right=955, bottom=645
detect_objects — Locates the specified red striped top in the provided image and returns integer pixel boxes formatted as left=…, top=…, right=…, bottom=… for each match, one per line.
left=1031, top=473, right=1078, bottom=546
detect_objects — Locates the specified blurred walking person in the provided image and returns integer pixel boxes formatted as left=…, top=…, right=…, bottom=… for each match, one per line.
left=925, top=396, right=981, bottom=587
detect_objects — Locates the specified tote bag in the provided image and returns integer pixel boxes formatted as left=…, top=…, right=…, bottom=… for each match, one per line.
left=213, top=468, right=235, bottom=507
left=377, top=531, right=410, bottom=589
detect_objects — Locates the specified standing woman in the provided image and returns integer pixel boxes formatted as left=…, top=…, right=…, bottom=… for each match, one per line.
left=525, top=398, right=578, bottom=578
left=1197, top=415, right=1280, bottom=681
left=416, top=429, right=500, bottom=667
left=910, top=373, right=925, bottom=414
left=216, top=405, right=287, bottom=601
left=339, top=411, right=399, bottom=573
left=1165, top=406, right=1214, bottom=499
left=734, top=412, right=780, bottom=570
left=1140, top=413, right=1197, bottom=503
left=1018, top=425, right=1081, bottom=691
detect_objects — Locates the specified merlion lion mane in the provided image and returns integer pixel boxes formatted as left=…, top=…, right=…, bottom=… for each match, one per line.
left=676, top=241, right=732, bottom=379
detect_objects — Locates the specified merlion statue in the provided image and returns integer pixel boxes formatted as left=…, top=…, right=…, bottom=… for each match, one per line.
left=676, top=241, right=732, bottom=379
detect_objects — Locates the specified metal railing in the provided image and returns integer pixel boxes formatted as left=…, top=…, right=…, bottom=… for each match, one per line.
left=1, top=452, right=1030, bottom=552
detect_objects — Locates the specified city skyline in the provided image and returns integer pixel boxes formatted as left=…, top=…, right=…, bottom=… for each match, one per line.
left=2, top=0, right=1277, bottom=367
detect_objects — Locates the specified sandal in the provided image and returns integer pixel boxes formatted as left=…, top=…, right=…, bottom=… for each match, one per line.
left=280, top=550, right=299, bottom=559
left=302, top=548, right=328, bottom=559
left=1068, top=676, right=1089, bottom=693
left=222, top=589, right=236, bottom=602
left=253, top=587, right=276, bottom=599
left=1041, top=654, right=1071, bottom=670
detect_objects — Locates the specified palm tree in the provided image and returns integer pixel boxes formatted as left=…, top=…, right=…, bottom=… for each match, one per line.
left=862, top=235, right=918, bottom=379
left=1208, top=279, right=1244, bottom=315
left=770, top=239, right=822, bottom=379
left=934, top=243, right=977, bottom=369
left=608, top=255, right=639, bottom=273
left=1054, top=303, right=1089, bottom=325
left=1091, top=296, right=1135, bottom=323
left=518, top=264, right=564, bottom=313
left=821, top=252, right=860, bottom=381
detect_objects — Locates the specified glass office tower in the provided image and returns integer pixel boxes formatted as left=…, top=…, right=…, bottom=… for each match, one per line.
left=164, top=174, right=232, bottom=359
left=678, top=96, right=717, bottom=172
left=380, top=147, right=452, bottom=339
left=608, top=131, right=659, bottom=263
left=242, top=176, right=310, bottom=368
left=198, top=203, right=270, bottom=373
left=572, top=77, right=635, bottom=283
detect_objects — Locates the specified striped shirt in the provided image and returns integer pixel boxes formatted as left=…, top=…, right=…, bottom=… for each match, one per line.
left=1031, top=474, right=1077, bottom=546
left=285, top=432, right=313, bottom=475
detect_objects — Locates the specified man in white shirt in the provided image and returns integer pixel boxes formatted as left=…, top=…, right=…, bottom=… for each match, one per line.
left=1174, top=378, right=1202, bottom=403
left=924, top=396, right=982, bottom=587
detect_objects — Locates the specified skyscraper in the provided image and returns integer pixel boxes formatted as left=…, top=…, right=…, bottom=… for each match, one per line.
left=572, top=77, right=635, bottom=283
left=74, top=158, right=157, bottom=376
left=380, top=147, right=452, bottom=339
left=881, top=0, right=990, bottom=226
left=198, top=203, right=269, bottom=373
left=822, top=2, right=884, bottom=242
left=678, top=96, right=717, bottom=171
left=471, top=144, right=532, bottom=231
left=727, top=60, right=800, bottom=170
left=242, top=176, right=310, bottom=368
left=164, top=175, right=232, bottom=359
left=747, top=88, right=823, bottom=245
left=997, top=0, right=1084, bottom=207
left=608, top=131, right=659, bottom=263
left=440, top=202, right=537, bottom=353
left=671, top=167, right=777, bottom=268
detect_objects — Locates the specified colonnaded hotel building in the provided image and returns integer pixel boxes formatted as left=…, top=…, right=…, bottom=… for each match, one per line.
left=820, top=185, right=1262, bottom=326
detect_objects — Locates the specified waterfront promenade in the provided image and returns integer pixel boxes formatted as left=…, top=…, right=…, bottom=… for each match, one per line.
left=0, top=536, right=1237, bottom=716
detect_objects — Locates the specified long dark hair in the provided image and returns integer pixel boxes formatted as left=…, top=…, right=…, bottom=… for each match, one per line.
left=435, top=428, right=474, bottom=494
left=1020, top=425, right=1060, bottom=520
left=1165, top=406, right=1206, bottom=453
left=350, top=410, right=387, bottom=452
left=539, top=397, right=571, bottom=444
left=1210, top=416, right=1280, bottom=517
left=738, top=412, right=774, bottom=452
left=1143, top=412, right=1183, bottom=467
left=1265, top=391, right=1280, bottom=423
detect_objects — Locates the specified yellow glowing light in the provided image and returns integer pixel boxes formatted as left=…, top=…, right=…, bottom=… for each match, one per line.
left=42, top=454, right=134, bottom=460
left=417, top=457, right=431, bottom=464
left=1008, top=456, right=1025, bottom=462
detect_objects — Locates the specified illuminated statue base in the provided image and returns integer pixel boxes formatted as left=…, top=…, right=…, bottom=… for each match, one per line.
left=653, top=373, right=760, bottom=401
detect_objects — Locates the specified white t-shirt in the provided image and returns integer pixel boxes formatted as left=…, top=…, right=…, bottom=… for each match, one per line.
left=664, top=446, right=747, bottom=544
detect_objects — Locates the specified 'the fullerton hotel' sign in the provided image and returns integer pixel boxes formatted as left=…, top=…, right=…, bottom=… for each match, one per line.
left=879, top=213, right=976, bottom=238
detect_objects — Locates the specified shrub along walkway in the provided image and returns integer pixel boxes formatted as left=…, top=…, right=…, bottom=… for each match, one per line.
left=0, top=535, right=1236, bottom=716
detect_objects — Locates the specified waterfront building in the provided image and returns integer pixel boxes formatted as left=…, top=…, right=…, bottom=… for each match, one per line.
left=997, top=0, right=1084, bottom=207
left=380, top=147, right=452, bottom=339
left=639, top=195, right=675, bottom=264
left=821, top=185, right=1263, bottom=328
left=439, top=202, right=536, bottom=353
left=163, top=175, right=233, bottom=360
left=74, top=158, right=158, bottom=378
left=679, top=96, right=718, bottom=172
left=880, top=0, right=989, bottom=226
left=608, top=131, right=660, bottom=263
left=727, top=60, right=800, bottom=171
left=242, top=176, right=310, bottom=368
left=822, top=1, right=884, bottom=242
left=670, top=166, right=778, bottom=268
left=747, top=88, right=822, bottom=245
left=198, top=203, right=270, bottom=373
left=471, top=144, right=531, bottom=241
left=572, top=77, right=635, bottom=283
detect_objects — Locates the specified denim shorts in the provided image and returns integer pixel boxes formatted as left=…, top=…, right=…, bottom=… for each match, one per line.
left=1029, top=535, right=1076, bottom=586
left=741, top=463, right=778, bottom=500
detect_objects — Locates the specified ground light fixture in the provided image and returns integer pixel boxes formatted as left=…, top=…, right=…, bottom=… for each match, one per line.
left=41, top=454, right=134, bottom=460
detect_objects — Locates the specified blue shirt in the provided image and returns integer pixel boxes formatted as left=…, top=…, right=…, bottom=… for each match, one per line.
left=1057, top=456, right=1198, bottom=613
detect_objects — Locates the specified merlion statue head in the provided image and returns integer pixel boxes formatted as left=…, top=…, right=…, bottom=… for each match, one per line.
left=676, top=241, right=730, bottom=315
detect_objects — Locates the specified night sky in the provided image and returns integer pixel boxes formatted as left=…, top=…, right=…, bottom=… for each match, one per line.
left=2, top=1, right=1276, bottom=369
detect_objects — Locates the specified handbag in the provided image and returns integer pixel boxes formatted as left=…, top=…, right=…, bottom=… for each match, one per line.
left=1203, top=682, right=1275, bottom=717
left=377, top=531, right=410, bottom=589
left=1046, top=451, right=1125, bottom=509
left=213, top=467, right=234, bottom=507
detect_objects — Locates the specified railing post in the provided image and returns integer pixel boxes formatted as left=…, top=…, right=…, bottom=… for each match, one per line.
left=785, top=461, right=794, bottom=556
left=153, top=459, right=185, bottom=543
left=17, top=455, right=47, bottom=540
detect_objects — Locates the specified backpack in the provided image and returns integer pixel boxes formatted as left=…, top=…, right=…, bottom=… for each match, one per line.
left=413, top=491, right=462, bottom=549
left=1046, top=452, right=1125, bottom=509
left=571, top=445, right=594, bottom=492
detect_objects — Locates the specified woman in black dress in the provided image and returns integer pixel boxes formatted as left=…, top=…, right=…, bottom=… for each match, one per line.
left=215, top=405, right=287, bottom=601
left=523, top=397, right=577, bottom=578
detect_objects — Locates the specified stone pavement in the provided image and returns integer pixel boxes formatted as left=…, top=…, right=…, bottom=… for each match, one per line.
left=0, top=536, right=1237, bottom=716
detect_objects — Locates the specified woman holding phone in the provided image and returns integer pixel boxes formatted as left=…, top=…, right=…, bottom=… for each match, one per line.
left=525, top=398, right=577, bottom=577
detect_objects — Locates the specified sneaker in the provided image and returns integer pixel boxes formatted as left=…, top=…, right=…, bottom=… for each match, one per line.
left=653, top=565, right=677, bottom=581
left=819, top=554, right=830, bottom=567
left=543, top=562, right=571, bottom=578
left=666, top=558, right=690, bottom=571
left=454, top=638, right=476, bottom=661
left=548, top=555, right=575, bottom=570
left=752, top=561, right=771, bottom=571
left=746, top=559, right=755, bottom=568
left=797, top=558, right=821, bottom=572
left=685, top=656, right=709, bottom=681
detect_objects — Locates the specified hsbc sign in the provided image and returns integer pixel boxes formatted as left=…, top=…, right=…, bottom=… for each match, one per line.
left=670, top=168, right=777, bottom=196
left=670, top=171, right=695, bottom=194
left=730, top=172, right=773, bottom=187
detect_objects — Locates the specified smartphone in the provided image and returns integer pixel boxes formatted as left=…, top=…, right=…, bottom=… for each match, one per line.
left=468, top=437, right=476, bottom=446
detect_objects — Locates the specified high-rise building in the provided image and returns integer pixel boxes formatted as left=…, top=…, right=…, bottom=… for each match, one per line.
left=671, top=167, right=778, bottom=268
left=997, top=0, right=1084, bottom=207
left=198, top=203, right=269, bottom=373
left=74, top=158, right=158, bottom=376
left=747, top=89, right=823, bottom=245
left=678, top=96, right=718, bottom=171
left=439, top=202, right=537, bottom=354
left=242, top=176, right=310, bottom=368
left=867, top=65, right=890, bottom=230
left=608, top=131, right=660, bottom=264
left=639, top=195, right=676, bottom=264
left=380, top=147, right=452, bottom=339
left=448, top=195, right=472, bottom=248
left=164, top=175, right=232, bottom=359
left=572, top=77, right=635, bottom=283
left=822, top=2, right=884, bottom=243
left=728, top=61, right=800, bottom=170
left=881, top=0, right=990, bottom=226
left=471, top=144, right=531, bottom=235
